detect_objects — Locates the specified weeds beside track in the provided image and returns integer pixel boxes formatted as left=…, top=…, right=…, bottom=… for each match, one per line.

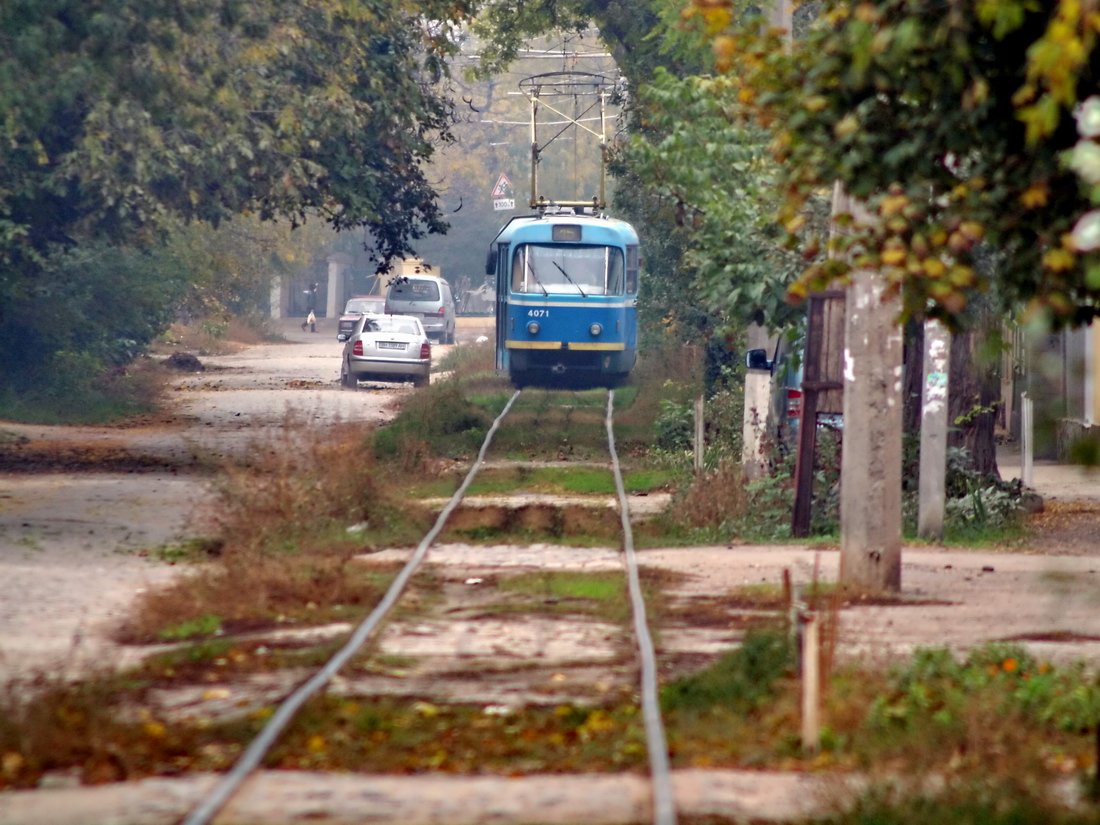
left=181, top=387, right=678, bottom=825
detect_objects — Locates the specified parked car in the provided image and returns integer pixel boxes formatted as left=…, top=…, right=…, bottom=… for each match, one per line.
left=339, top=313, right=431, bottom=388
left=384, top=275, right=456, bottom=344
left=337, top=295, right=387, bottom=340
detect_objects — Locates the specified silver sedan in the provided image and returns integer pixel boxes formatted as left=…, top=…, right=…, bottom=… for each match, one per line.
left=339, top=314, right=431, bottom=388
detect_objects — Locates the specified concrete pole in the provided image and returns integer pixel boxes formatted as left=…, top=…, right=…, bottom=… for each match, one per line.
left=838, top=255, right=904, bottom=592
left=325, top=253, right=353, bottom=319
left=768, top=0, right=793, bottom=33
left=741, top=324, right=773, bottom=478
left=918, top=321, right=951, bottom=540
left=270, top=279, right=284, bottom=320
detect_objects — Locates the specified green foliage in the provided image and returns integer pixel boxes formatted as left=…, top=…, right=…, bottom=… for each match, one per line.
left=662, top=628, right=793, bottom=714
left=943, top=446, right=1024, bottom=532
left=828, top=786, right=1100, bottom=825
left=471, top=0, right=705, bottom=85
left=498, top=571, right=623, bottom=604
left=0, top=242, right=188, bottom=384
left=373, top=382, right=500, bottom=464
left=621, top=69, right=804, bottom=333
left=0, top=0, right=475, bottom=404
left=1, top=0, right=472, bottom=256
left=654, top=394, right=695, bottom=452
left=717, top=0, right=1100, bottom=329
left=169, top=216, right=335, bottom=324
left=869, top=644, right=1100, bottom=738
left=157, top=614, right=223, bottom=642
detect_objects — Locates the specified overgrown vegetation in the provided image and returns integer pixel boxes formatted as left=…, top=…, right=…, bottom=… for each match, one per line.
left=5, top=623, right=1099, bottom=818
left=117, top=417, right=427, bottom=644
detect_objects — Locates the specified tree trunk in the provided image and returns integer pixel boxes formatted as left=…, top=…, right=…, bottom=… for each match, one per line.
left=948, top=328, right=1001, bottom=479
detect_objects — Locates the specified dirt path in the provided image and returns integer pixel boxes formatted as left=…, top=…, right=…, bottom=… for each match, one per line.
left=0, top=319, right=405, bottom=686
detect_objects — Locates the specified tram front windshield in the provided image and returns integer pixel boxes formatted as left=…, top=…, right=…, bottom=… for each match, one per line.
left=511, top=244, right=624, bottom=296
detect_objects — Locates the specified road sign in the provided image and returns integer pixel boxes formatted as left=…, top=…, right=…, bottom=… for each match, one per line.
left=491, top=173, right=515, bottom=211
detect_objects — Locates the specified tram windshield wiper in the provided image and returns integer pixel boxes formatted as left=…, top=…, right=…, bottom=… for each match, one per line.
left=552, top=262, right=587, bottom=298
left=526, top=261, right=549, bottom=297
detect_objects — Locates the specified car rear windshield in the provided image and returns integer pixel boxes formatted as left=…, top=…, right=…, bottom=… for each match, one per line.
left=345, top=298, right=384, bottom=313
left=389, top=279, right=440, bottom=301
left=366, top=317, right=420, bottom=335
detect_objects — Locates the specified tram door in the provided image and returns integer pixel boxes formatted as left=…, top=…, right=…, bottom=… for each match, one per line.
left=491, top=244, right=509, bottom=372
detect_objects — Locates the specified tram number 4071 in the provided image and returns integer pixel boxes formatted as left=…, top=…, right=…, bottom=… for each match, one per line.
left=527, top=309, right=550, bottom=318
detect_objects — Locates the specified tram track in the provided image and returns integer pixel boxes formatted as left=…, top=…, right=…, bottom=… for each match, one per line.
left=180, top=387, right=678, bottom=825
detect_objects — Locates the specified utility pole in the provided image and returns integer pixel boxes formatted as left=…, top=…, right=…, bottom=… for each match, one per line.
left=741, top=0, right=794, bottom=479
left=918, top=321, right=951, bottom=540
left=836, top=186, right=904, bottom=593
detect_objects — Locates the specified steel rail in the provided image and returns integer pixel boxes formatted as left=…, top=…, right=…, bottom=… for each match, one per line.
left=182, top=386, right=675, bottom=825
left=179, top=390, right=522, bottom=825
left=606, top=390, right=678, bottom=825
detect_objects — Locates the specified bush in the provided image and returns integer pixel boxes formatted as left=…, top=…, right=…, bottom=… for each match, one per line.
left=662, top=628, right=794, bottom=715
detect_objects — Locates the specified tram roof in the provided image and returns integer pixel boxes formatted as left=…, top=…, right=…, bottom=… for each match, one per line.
left=491, top=211, right=638, bottom=246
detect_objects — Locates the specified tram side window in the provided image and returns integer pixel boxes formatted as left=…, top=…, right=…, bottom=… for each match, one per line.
left=607, top=250, right=624, bottom=295
left=511, top=249, right=525, bottom=292
left=626, top=245, right=639, bottom=294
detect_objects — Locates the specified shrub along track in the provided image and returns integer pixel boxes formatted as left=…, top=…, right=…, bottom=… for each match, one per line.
left=181, top=387, right=678, bottom=825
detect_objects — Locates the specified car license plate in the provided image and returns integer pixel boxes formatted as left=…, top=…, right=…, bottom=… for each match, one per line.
left=377, top=341, right=405, bottom=350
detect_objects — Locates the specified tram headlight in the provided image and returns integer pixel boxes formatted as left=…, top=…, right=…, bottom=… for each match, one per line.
left=527, top=321, right=540, bottom=335
left=588, top=323, right=602, bottom=337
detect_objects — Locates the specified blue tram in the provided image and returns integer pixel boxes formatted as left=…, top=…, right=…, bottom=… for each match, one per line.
left=486, top=211, right=640, bottom=387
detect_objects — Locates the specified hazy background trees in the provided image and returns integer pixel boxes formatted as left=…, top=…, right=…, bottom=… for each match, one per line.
left=0, top=0, right=474, bottom=416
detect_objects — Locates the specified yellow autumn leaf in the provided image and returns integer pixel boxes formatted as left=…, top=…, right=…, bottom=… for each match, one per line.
left=1043, top=247, right=1076, bottom=272
left=143, top=721, right=167, bottom=740
left=923, top=258, right=947, bottom=279
left=701, top=6, right=732, bottom=33
left=713, top=35, right=735, bottom=62
left=853, top=3, right=878, bottom=24
left=834, top=114, right=859, bottom=140
left=879, top=193, right=909, bottom=217
left=2, top=752, right=25, bottom=778
left=881, top=246, right=908, bottom=267
left=307, top=734, right=326, bottom=753
left=1019, top=183, right=1049, bottom=208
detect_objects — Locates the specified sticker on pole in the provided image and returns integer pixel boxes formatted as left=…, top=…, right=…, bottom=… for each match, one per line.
left=491, top=174, right=515, bottom=211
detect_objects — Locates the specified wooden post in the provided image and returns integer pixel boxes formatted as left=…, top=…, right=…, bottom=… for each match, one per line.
left=1022, top=391, right=1034, bottom=487
left=918, top=321, right=950, bottom=540
left=693, top=394, right=705, bottom=474
left=791, top=291, right=845, bottom=537
left=801, top=614, right=820, bottom=754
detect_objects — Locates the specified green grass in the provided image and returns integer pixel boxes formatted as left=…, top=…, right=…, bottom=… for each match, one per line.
left=157, top=614, right=223, bottom=641
left=403, top=463, right=674, bottom=501
left=488, top=569, right=665, bottom=625
left=499, top=570, right=624, bottom=602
